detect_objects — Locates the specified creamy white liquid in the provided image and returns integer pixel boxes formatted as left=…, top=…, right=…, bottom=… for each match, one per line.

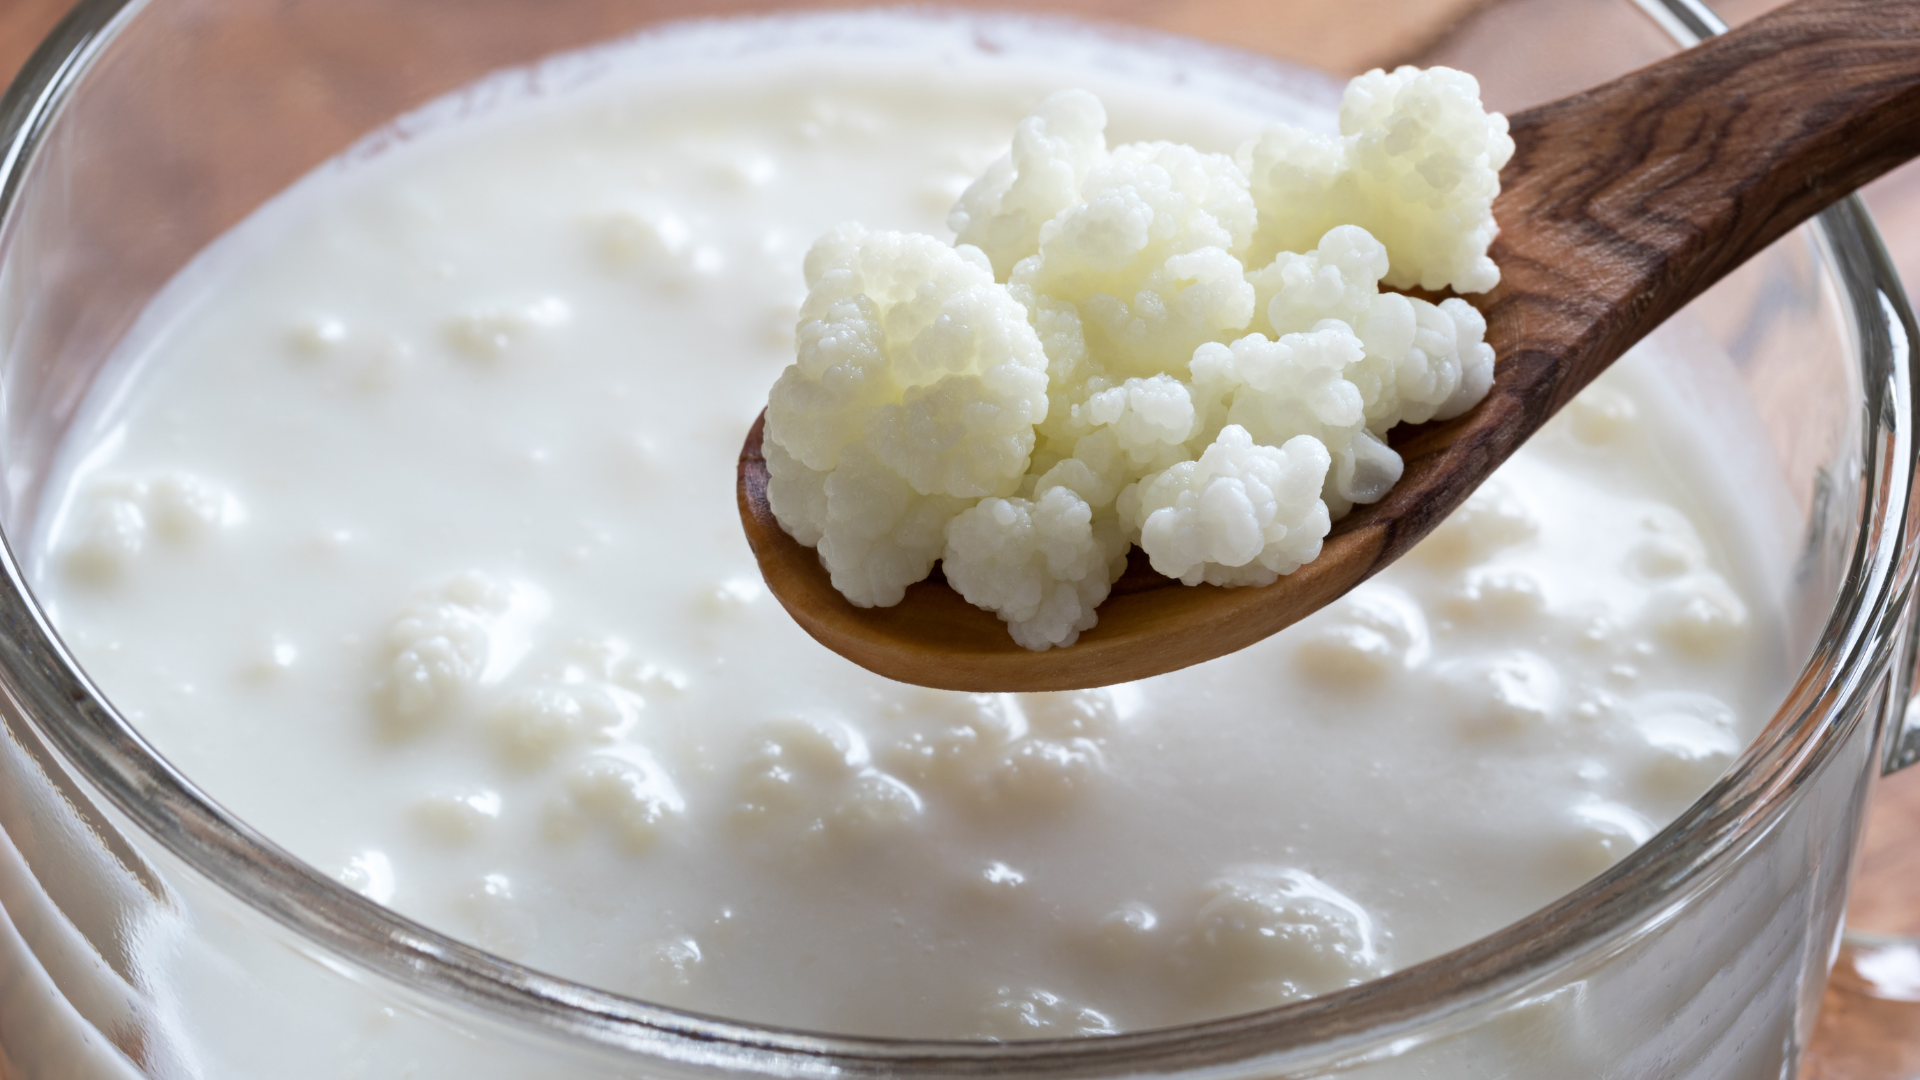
left=30, top=13, right=1789, bottom=1041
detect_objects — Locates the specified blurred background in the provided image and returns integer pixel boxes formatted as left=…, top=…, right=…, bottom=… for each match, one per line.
left=0, top=0, right=1914, bottom=1074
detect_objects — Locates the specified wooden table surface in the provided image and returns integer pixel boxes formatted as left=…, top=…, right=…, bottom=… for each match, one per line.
left=0, top=0, right=1916, bottom=1075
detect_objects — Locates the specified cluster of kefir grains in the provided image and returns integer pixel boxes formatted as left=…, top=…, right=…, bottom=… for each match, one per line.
left=56, top=473, right=247, bottom=584
left=764, top=69, right=1508, bottom=648
left=31, top=19, right=1786, bottom=1044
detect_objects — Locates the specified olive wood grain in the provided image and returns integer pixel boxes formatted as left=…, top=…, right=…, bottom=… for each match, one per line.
left=740, top=0, right=1920, bottom=691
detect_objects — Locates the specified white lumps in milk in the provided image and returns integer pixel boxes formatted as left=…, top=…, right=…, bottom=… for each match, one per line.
left=374, top=572, right=550, bottom=737
left=765, top=73, right=1506, bottom=648
left=411, top=790, right=504, bottom=845
left=733, top=715, right=925, bottom=845
left=1294, top=584, right=1429, bottom=682
left=885, top=687, right=1117, bottom=811
left=445, top=297, right=572, bottom=362
left=58, top=472, right=245, bottom=583
left=554, top=747, right=687, bottom=853
left=1184, top=865, right=1385, bottom=1001
left=30, top=16, right=1787, bottom=1041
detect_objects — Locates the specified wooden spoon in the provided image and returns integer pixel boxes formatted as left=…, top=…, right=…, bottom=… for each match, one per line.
left=739, top=0, right=1920, bottom=692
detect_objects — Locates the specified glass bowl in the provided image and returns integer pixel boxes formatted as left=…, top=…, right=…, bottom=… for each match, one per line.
left=0, top=0, right=1914, bottom=1076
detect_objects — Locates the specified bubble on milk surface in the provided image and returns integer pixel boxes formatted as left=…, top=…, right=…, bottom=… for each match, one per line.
left=646, top=935, right=705, bottom=990
left=974, top=986, right=1118, bottom=1040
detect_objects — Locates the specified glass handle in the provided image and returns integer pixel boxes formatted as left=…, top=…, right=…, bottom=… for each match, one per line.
left=1811, top=762, right=1920, bottom=1078
left=1889, top=696, right=1920, bottom=775
left=1892, top=549, right=1920, bottom=774
left=1810, top=610, right=1920, bottom=1076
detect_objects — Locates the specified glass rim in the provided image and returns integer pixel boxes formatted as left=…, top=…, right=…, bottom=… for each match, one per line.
left=0, top=0, right=1914, bottom=1072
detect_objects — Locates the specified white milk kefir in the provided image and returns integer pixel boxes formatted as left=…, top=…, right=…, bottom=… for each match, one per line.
left=30, top=13, right=1789, bottom=1043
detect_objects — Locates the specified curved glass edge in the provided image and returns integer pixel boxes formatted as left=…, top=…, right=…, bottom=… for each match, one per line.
left=0, top=1, right=133, bottom=218
left=1640, top=0, right=1920, bottom=783
left=1834, top=207, right=1920, bottom=778
left=1847, top=219, right=1920, bottom=774
left=1630, top=0, right=1728, bottom=45
left=0, top=0, right=1914, bottom=1076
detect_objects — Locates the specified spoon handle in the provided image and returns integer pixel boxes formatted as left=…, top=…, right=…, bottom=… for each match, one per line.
left=1491, top=0, right=1920, bottom=419
left=1377, top=0, right=1920, bottom=569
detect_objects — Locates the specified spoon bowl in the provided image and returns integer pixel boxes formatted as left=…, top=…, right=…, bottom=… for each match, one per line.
left=741, top=0, right=1920, bottom=691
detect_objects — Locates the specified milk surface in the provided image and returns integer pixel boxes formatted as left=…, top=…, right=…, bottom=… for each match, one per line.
left=28, top=13, right=1789, bottom=1040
